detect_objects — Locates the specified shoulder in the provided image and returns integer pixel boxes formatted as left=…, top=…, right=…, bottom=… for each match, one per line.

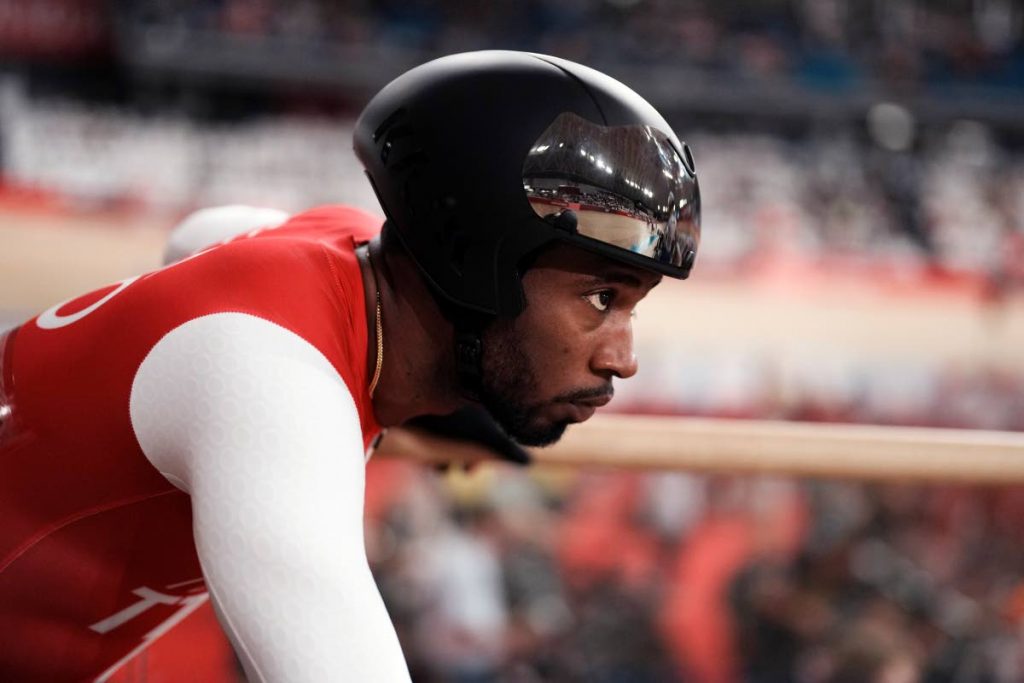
left=276, top=205, right=383, bottom=243
left=163, top=203, right=383, bottom=271
left=141, top=208, right=378, bottom=407
left=164, top=205, right=291, bottom=264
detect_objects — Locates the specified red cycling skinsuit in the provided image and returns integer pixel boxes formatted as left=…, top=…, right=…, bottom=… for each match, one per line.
left=0, top=206, right=407, bottom=681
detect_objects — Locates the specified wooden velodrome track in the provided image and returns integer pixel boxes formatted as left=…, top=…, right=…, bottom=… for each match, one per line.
left=3, top=207, right=1023, bottom=483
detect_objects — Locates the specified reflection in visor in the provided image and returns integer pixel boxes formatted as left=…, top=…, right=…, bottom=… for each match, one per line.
left=523, top=112, right=699, bottom=272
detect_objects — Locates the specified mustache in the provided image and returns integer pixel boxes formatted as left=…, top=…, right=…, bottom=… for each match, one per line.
left=554, top=384, right=614, bottom=403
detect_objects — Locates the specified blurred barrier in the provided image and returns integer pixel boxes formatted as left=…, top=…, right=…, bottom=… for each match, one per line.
left=0, top=212, right=167, bottom=313
left=380, top=414, right=1024, bottom=484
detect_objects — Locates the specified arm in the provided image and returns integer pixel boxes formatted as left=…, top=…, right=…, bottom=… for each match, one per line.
left=130, top=312, right=410, bottom=682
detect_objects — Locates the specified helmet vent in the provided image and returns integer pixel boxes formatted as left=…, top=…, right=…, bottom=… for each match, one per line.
left=372, top=107, right=407, bottom=142
left=380, top=124, right=413, bottom=161
left=682, top=143, right=696, bottom=174
left=388, top=148, right=428, bottom=174
left=375, top=108, right=427, bottom=173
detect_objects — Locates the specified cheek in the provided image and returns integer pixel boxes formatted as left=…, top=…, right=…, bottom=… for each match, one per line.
left=514, top=302, right=589, bottom=380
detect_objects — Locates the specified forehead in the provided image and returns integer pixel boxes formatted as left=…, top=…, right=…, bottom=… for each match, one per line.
left=528, top=243, right=662, bottom=290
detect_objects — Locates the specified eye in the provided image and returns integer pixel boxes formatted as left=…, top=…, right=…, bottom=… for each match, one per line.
left=585, top=290, right=614, bottom=312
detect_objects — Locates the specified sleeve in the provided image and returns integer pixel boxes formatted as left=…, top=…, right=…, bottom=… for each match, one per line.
left=163, top=206, right=290, bottom=265
left=129, top=312, right=411, bottom=683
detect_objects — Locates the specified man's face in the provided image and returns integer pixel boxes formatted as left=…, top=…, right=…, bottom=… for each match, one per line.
left=478, top=244, right=661, bottom=446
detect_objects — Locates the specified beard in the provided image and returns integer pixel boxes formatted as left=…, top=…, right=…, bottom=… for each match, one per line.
left=477, top=322, right=570, bottom=448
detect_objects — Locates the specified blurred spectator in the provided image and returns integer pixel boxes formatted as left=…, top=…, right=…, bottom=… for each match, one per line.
left=107, top=0, right=1023, bottom=94
left=2, top=85, right=1023, bottom=291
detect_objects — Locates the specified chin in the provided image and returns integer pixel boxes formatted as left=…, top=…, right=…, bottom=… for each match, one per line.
left=511, top=420, right=570, bottom=448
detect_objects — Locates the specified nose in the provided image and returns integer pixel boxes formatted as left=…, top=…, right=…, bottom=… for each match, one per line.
left=590, top=318, right=638, bottom=380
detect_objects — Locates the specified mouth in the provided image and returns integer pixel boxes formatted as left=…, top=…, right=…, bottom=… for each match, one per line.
left=566, top=403, right=597, bottom=423
left=563, top=393, right=612, bottom=423
left=573, top=393, right=612, bottom=408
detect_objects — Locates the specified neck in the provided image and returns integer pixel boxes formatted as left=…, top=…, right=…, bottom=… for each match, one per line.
left=357, top=238, right=465, bottom=426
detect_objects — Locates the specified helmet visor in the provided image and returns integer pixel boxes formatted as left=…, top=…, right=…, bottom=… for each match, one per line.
left=523, top=112, right=700, bottom=276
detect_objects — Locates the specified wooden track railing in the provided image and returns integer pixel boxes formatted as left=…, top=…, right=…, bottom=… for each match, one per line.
left=378, top=413, right=1024, bottom=485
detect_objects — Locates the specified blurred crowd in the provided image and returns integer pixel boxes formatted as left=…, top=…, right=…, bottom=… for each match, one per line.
left=122, top=0, right=1024, bottom=93
left=620, top=353, right=1024, bottom=433
left=364, top=457, right=1024, bottom=683
left=694, top=123, right=1024, bottom=285
left=2, top=84, right=1023, bottom=289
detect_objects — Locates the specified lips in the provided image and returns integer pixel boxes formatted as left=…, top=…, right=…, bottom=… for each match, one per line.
left=574, top=394, right=612, bottom=408
left=567, top=403, right=597, bottom=423
left=566, top=393, right=612, bottom=423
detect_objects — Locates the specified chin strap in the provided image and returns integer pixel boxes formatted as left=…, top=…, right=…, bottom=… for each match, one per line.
left=405, top=405, right=532, bottom=466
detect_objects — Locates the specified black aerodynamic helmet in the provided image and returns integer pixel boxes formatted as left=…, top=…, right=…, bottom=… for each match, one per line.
left=354, top=50, right=701, bottom=319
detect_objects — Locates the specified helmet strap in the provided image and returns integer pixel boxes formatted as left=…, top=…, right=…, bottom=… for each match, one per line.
left=449, top=310, right=491, bottom=401
left=454, top=327, right=483, bottom=400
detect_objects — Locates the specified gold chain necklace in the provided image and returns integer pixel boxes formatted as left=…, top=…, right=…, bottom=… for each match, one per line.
left=365, top=247, right=384, bottom=398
